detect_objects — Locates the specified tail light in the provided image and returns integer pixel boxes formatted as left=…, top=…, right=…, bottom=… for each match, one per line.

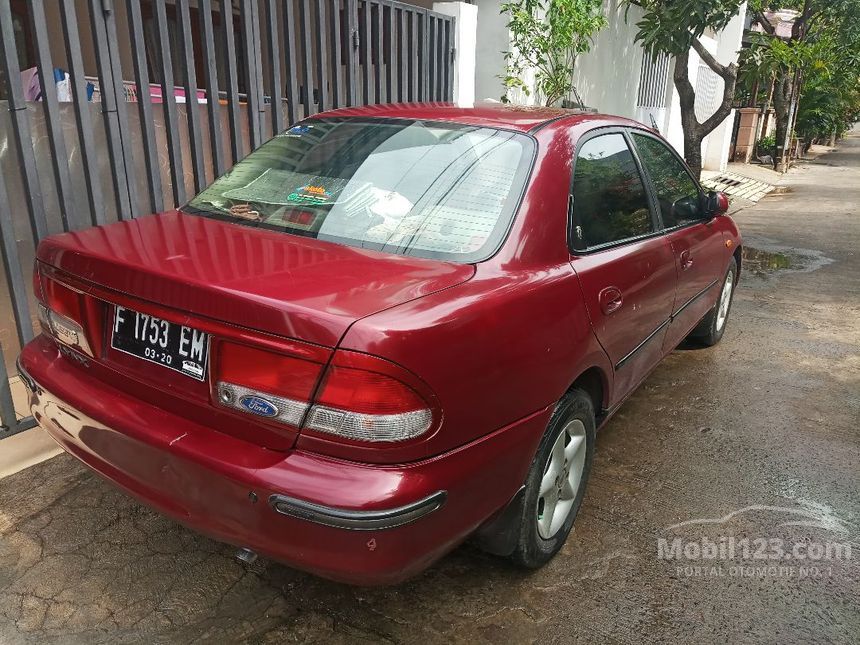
left=304, top=365, right=432, bottom=442
left=36, top=266, right=94, bottom=356
left=215, top=342, right=323, bottom=427
left=215, top=342, right=434, bottom=444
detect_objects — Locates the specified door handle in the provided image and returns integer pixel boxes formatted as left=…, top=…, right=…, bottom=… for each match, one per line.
left=599, top=286, right=623, bottom=315
left=680, top=249, right=694, bottom=270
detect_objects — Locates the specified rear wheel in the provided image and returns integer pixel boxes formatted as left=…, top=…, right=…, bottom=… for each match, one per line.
left=690, top=257, right=737, bottom=347
left=510, top=389, right=595, bottom=568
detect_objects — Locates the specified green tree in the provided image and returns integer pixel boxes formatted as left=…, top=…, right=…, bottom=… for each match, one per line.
left=747, top=0, right=860, bottom=168
left=795, top=25, right=860, bottom=145
left=501, top=0, right=607, bottom=107
left=623, top=0, right=746, bottom=178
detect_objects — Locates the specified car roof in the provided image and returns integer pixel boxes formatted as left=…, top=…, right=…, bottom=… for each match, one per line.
left=305, top=101, right=625, bottom=133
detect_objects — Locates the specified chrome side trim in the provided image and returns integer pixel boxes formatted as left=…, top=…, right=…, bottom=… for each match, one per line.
left=672, top=278, right=719, bottom=319
left=615, top=318, right=670, bottom=371
left=614, top=278, right=720, bottom=372
left=268, top=490, right=447, bottom=531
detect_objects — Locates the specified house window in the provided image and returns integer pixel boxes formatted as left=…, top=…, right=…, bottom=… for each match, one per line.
left=636, top=50, right=670, bottom=109
left=694, top=63, right=722, bottom=122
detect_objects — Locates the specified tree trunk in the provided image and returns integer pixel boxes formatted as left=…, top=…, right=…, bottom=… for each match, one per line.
left=672, top=45, right=737, bottom=179
left=757, top=75, right=775, bottom=143
left=683, top=132, right=704, bottom=179
left=772, top=72, right=792, bottom=169
left=673, top=50, right=704, bottom=177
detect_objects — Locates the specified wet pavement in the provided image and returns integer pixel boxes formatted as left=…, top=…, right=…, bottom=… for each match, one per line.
left=1, top=132, right=859, bottom=644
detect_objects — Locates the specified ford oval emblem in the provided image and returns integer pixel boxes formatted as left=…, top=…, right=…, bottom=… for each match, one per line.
left=238, top=395, right=279, bottom=418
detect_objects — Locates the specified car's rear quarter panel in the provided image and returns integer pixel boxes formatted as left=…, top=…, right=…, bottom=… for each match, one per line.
left=324, top=121, right=613, bottom=465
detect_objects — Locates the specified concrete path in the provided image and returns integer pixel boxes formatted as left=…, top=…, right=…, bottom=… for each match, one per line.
left=702, top=169, right=775, bottom=202
left=1, top=132, right=858, bottom=644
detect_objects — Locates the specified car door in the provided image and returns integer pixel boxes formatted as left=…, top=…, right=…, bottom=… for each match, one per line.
left=569, top=130, right=677, bottom=405
left=629, top=131, right=728, bottom=352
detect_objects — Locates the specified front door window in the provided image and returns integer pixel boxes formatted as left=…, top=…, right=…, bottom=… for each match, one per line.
left=631, top=134, right=703, bottom=229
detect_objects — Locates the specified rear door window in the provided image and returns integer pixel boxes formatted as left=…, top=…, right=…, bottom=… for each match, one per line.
left=570, top=133, right=654, bottom=251
left=183, top=118, right=535, bottom=263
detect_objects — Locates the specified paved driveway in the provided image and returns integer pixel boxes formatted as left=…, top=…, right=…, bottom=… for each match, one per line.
left=1, top=134, right=858, bottom=644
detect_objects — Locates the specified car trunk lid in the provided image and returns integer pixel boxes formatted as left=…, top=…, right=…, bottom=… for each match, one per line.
left=36, top=210, right=475, bottom=347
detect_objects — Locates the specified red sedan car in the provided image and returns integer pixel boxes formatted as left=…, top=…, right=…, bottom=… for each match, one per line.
left=18, top=103, right=740, bottom=585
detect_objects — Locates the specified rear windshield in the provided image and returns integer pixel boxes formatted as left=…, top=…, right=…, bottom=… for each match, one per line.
left=183, top=118, right=535, bottom=262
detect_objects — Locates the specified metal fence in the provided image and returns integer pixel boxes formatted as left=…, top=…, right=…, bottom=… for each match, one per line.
left=0, top=0, right=455, bottom=439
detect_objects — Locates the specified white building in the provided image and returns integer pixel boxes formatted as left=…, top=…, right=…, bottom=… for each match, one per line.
left=463, top=0, right=748, bottom=172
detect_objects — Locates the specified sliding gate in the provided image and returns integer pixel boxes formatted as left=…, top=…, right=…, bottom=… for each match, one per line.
left=0, top=0, right=455, bottom=438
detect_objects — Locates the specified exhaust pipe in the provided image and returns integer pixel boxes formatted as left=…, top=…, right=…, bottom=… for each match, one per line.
left=235, top=547, right=258, bottom=565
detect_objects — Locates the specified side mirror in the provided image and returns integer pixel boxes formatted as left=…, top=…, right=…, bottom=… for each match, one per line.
left=707, top=191, right=730, bottom=216
left=671, top=195, right=702, bottom=221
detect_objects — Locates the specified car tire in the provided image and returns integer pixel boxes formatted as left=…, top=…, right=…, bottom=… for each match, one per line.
left=509, top=389, right=596, bottom=569
left=690, top=256, right=738, bottom=347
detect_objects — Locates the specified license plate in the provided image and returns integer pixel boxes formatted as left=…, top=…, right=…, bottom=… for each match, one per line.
left=111, top=306, right=209, bottom=381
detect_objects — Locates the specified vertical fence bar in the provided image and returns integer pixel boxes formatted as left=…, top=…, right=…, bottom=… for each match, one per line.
left=429, top=16, right=437, bottom=101
left=0, top=340, right=21, bottom=434
left=100, top=0, right=140, bottom=218
left=200, top=0, right=225, bottom=176
left=441, top=18, right=448, bottom=101
left=250, top=0, right=267, bottom=137
left=345, top=0, right=359, bottom=105
left=240, top=0, right=263, bottom=149
left=386, top=1, right=395, bottom=102
left=437, top=17, right=443, bottom=101
left=420, top=11, right=429, bottom=102
left=329, top=0, right=344, bottom=109
left=222, top=0, right=243, bottom=163
left=409, top=10, right=418, bottom=101
left=398, top=8, right=407, bottom=101
left=374, top=1, right=384, bottom=103
left=153, top=0, right=186, bottom=205
left=87, top=0, right=132, bottom=218
left=30, top=0, right=77, bottom=231
left=283, top=0, right=300, bottom=124
left=0, top=0, right=49, bottom=242
left=0, top=164, right=34, bottom=347
left=0, top=0, right=33, bottom=399
left=177, top=0, right=205, bottom=193
left=298, top=0, right=315, bottom=116
left=436, top=18, right=445, bottom=100
left=445, top=19, right=454, bottom=101
left=438, top=17, right=446, bottom=101
left=361, top=1, right=372, bottom=103
left=0, top=339, right=35, bottom=435
left=126, top=0, right=165, bottom=214
left=60, top=0, right=105, bottom=226
left=315, top=0, right=330, bottom=112
left=265, top=0, right=284, bottom=135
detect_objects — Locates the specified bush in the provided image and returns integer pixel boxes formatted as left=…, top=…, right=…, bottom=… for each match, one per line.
left=756, top=134, right=776, bottom=155
left=501, top=0, right=606, bottom=106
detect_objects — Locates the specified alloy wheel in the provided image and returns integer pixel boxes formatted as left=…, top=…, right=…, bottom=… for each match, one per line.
left=715, top=269, right=734, bottom=332
left=537, top=419, right=587, bottom=539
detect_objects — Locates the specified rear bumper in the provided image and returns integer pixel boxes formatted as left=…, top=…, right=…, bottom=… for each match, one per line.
left=18, top=336, right=549, bottom=585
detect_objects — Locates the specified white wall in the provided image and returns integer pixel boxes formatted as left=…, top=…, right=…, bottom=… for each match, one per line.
left=701, top=4, right=747, bottom=171
left=570, top=0, right=645, bottom=118
left=433, top=2, right=478, bottom=105
left=473, top=0, right=512, bottom=102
